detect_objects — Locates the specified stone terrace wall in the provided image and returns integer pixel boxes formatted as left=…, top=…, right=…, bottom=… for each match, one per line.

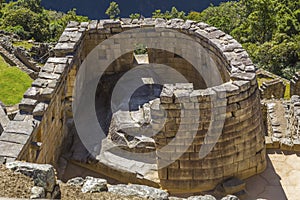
left=0, top=18, right=266, bottom=194
left=259, top=78, right=286, bottom=99
left=265, top=96, right=300, bottom=151
left=0, top=106, right=9, bottom=134
left=0, top=57, right=72, bottom=166
left=291, top=72, right=300, bottom=96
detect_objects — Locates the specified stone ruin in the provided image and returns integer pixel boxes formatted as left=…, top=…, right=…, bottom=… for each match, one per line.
left=0, top=18, right=267, bottom=195
left=256, top=69, right=287, bottom=100
left=291, top=71, right=300, bottom=96
left=260, top=78, right=286, bottom=99
left=265, top=96, right=300, bottom=151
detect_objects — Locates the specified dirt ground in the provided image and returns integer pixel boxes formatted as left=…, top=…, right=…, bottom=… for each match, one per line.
left=0, top=165, right=33, bottom=198
left=60, top=184, right=144, bottom=200
left=0, top=164, right=144, bottom=199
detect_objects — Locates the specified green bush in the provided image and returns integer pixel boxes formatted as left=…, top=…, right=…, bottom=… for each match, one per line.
left=134, top=43, right=147, bottom=55
left=0, top=0, right=89, bottom=42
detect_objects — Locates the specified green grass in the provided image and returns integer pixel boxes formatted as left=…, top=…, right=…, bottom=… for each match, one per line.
left=12, top=40, right=34, bottom=50
left=0, top=55, right=32, bottom=105
left=284, top=81, right=290, bottom=100
left=257, top=77, right=273, bottom=87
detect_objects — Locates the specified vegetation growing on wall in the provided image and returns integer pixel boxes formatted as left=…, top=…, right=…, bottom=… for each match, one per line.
left=105, top=1, right=120, bottom=19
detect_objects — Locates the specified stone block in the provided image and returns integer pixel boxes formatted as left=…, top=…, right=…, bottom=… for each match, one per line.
left=24, top=87, right=40, bottom=99
left=194, top=167, right=223, bottom=180
left=238, top=167, right=257, bottom=180
left=6, top=161, right=56, bottom=193
left=190, top=88, right=216, bottom=102
left=0, top=132, right=29, bottom=145
left=47, top=57, right=68, bottom=64
left=38, top=72, right=60, bottom=80
left=222, top=177, right=245, bottom=194
left=232, top=81, right=251, bottom=92
left=18, top=98, right=37, bottom=113
left=33, top=103, right=49, bottom=117
left=223, top=163, right=238, bottom=177
left=230, top=73, right=256, bottom=86
left=5, top=121, right=34, bottom=135
left=39, top=88, right=55, bottom=101
left=0, top=141, right=24, bottom=158
left=168, top=168, right=193, bottom=180
left=228, top=91, right=249, bottom=104
left=180, top=160, right=202, bottom=169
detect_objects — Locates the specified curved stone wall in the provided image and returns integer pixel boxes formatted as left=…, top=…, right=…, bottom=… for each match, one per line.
left=0, top=18, right=266, bottom=194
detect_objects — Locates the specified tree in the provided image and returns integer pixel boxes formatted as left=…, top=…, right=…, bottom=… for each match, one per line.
left=152, top=9, right=164, bottom=18
left=186, top=11, right=202, bottom=21
left=0, top=0, right=5, bottom=9
left=129, top=13, right=140, bottom=19
left=152, top=7, right=185, bottom=19
left=170, top=7, right=186, bottom=19
left=17, top=0, right=43, bottom=13
left=0, top=0, right=89, bottom=42
left=105, top=1, right=120, bottom=19
left=184, top=0, right=300, bottom=79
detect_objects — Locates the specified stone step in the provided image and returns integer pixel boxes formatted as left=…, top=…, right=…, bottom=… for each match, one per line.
left=222, top=177, right=246, bottom=195
left=233, top=189, right=247, bottom=199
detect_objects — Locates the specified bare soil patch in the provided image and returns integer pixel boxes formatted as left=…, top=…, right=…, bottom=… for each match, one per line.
left=0, top=164, right=145, bottom=199
left=0, top=165, right=33, bottom=198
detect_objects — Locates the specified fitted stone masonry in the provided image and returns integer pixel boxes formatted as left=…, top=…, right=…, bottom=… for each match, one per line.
left=0, top=18, right=266, bottom=194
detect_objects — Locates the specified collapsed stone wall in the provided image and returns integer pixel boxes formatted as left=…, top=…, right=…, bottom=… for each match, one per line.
left=0, top=18, right=266, bottom=194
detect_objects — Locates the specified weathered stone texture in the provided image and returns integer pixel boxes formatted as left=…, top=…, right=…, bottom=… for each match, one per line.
left=153, top=82, right=265, bottom=193
left=0, top=105, right=9, bottom=134
left=260, top=78, right=286, bottom=99
left=291, top=71, right=300, bottom=96
left=0, top=18, right=266, bottom=195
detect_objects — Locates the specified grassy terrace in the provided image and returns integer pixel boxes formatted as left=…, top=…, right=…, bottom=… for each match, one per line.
left=0, top=55, right=32, bottom=105
left=12, top=41, right=34, bottom=51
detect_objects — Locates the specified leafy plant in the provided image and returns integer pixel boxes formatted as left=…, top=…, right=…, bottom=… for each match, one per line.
left=134, top=43, right=147, bottom=55
left=105, top=1, right=120, bottom=20
left=129, top=13, right=140, bottom=19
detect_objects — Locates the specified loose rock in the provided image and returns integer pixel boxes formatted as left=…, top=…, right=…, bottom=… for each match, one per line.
left=81, top=176, right=108, bottom=193
left=108, top=184, right=169, bottom=200
left=30, top=186, right=45, bottom=199
left=6, top=161, right=56, bottom=193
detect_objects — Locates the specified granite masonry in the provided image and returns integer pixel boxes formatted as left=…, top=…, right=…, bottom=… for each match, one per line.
left=0, top=18, right=267, bottom=194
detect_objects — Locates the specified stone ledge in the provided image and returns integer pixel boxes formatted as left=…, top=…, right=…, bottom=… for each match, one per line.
left=0, top=141, right=24, bottom=158
left=5, top=120, right=34, bottom=135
